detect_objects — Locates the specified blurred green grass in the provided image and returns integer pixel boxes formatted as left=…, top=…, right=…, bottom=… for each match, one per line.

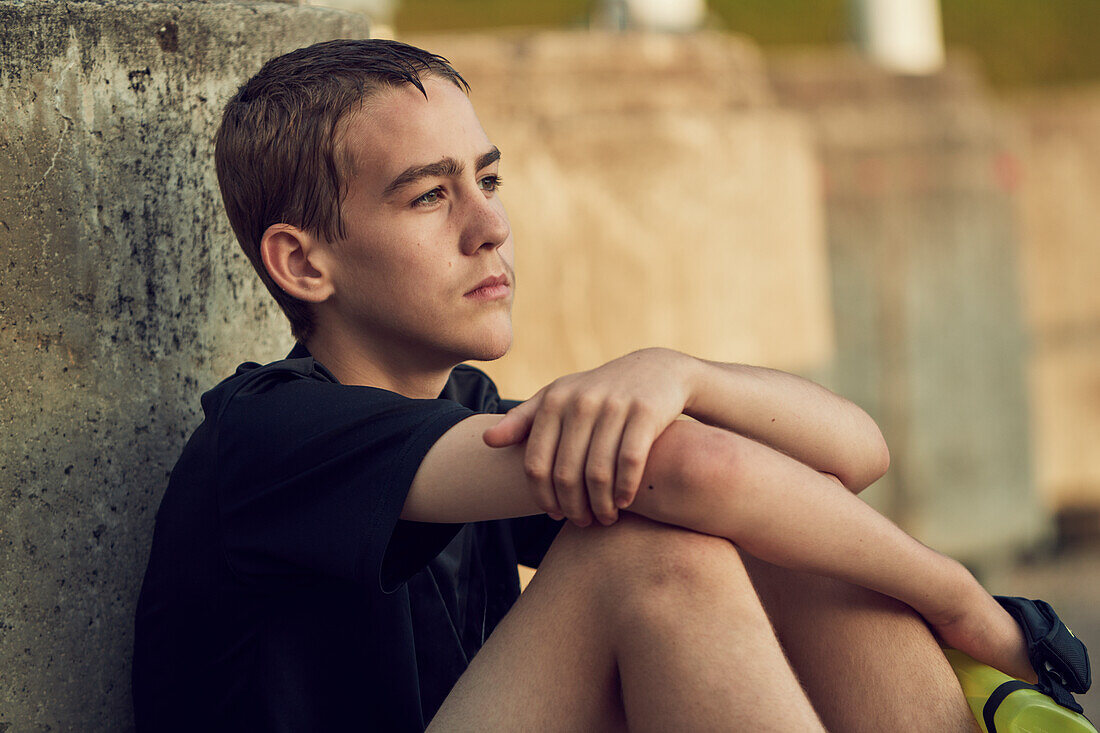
left=396, top=0, right=1100, bottom=88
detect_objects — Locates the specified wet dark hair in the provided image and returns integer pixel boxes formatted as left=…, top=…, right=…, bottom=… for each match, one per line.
left=214, top=39, right=469, bottom=341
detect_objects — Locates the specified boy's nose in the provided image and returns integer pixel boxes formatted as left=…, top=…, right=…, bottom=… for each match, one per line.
left=459, top=192, right=510, bottom=256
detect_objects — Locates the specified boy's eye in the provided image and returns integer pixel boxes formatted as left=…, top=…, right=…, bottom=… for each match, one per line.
left=414, top=187, right=442, bottom=207
left=479, top=175, right=502, bottom=193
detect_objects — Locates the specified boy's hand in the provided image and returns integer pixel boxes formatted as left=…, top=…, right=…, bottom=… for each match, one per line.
left=482, top=348, right=698, bottom=527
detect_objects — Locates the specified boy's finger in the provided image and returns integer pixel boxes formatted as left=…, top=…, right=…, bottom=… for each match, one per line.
left=482, top=395, right=540, bottom=446
left=614, top=416, right=657, bottom=509
left=482, top=415, right=524, bottom=447
left=552, top=408, right=598, bottom=527
left=522, top=406, right=563, bottom=516
left=586, top=410, right=627, bottom=526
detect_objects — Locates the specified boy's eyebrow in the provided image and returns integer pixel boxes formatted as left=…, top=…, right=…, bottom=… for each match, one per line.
left=475, top=146, right=501, bottom=172
left=381, top=146, right=501, bottom=199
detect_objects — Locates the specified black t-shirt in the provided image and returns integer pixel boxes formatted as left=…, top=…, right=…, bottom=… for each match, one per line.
left=132, top=345, right=562, bottom=731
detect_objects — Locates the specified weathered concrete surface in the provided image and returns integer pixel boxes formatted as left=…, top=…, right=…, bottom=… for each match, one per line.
left=1012, top=88, right=1100, bottom=513
left=0, top=2, right=368, bottom=729
left=407, top=31, right=834, bottom=399
left=769, top=51, right=1047, bottom=562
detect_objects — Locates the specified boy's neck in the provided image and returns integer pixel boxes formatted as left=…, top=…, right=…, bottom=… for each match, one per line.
left=304, top=329, right=457, bottom=399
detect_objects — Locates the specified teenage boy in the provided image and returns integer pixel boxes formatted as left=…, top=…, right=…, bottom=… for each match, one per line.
left=133, top=39, right=1036, bottom=731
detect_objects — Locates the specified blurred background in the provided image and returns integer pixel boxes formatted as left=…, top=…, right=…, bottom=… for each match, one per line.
left=2, top=0, right=1098, bottom=727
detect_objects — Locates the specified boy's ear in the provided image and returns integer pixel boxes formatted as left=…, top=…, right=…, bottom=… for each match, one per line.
left=260, top=224, right=334, bottom=304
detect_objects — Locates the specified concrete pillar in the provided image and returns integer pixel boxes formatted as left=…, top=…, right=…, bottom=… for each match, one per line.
left=1013, top=88, right=1100, bottom=524
left=0, top=2, right=368, bottom=729
left=770, top=52, right=1047, bottom=563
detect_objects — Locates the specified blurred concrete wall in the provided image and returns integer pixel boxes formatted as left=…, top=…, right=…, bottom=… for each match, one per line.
left=407, top=31, right=835, bottom=399
left=769, top=52, right=1047, bottom=561
left=0, top=2, right=366, bottom=729
left=1012, top=88, right=1100, bottom=520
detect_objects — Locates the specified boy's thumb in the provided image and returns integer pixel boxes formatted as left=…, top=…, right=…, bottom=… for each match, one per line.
left=483, top=400, right=538, bottom=447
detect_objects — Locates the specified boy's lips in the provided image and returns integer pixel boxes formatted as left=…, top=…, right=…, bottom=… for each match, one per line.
left=466, top=272, right=512, bottom=299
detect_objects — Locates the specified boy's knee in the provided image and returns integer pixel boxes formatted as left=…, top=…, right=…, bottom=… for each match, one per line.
left=552, top=513, right=747, bottom=612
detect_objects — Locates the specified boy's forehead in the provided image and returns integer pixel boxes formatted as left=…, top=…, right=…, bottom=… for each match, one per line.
left=340, top=78, right=489, bottom=191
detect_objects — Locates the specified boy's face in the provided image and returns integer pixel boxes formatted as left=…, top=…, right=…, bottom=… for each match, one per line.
left=320, top=75, right=514, bottom=368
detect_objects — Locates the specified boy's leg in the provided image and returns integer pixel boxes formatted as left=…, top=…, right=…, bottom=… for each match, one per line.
left=741, top=553, right=980, bottom=733
left=428, top=513, right=825, bottom=732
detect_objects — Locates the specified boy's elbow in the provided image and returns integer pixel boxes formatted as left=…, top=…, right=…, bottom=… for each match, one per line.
left=873, top=434, right=891, bottom=480
left=634, top=421, right=743, bottom=527
left=843, top=431, right=890, bottom=494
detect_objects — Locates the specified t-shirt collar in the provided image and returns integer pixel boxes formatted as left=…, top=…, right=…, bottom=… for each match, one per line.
left=288, top=342, right=312, bottom=360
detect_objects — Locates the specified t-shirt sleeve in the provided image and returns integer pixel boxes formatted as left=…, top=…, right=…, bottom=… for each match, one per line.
left=213, top=370, right=473, bottom=593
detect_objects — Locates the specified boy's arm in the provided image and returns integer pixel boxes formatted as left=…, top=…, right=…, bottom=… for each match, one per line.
left=407, top=415, right=925, bottom=611
left=405, top=350, right=1031, bottom=680
left=681, top=355, right=890, bottom=493
left=484, top=348, right=888, bottom=529
left=404, top=415, right=1033, bottom=682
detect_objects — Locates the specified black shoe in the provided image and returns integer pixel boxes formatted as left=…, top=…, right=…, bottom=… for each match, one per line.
left=995, top=595, right=1091, bottom=713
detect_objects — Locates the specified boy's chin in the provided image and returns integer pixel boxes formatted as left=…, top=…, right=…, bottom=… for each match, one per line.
left=466, top=339, right=512, bottom=363
left=462, top=331, right=513, bottom=363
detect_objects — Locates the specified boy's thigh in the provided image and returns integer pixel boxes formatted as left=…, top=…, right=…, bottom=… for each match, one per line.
left=427, top=513, right=739, bottom=732
left=739, top=553, right=979, bottom=732
left=427, top=520, right=626, bottom=732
